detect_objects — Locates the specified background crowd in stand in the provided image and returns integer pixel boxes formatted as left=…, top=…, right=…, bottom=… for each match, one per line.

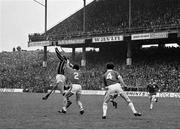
left=0, top=47, right=180, bottom=92
left=47, top=0, right=180, bottom=40
left=29, top=0, right=180, bottom=41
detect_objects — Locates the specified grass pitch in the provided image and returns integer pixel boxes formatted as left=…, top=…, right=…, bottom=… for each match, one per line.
left=0, top=92, right=180, bottom=129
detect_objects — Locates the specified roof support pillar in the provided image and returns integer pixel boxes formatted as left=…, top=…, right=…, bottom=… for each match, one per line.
left=81, top=46, right=86, bottom=67
left=72, top=47, right=76, bottom=62
left=43, top=0, right=47, bottom=67
left=126, top=41, right=132, bottom=65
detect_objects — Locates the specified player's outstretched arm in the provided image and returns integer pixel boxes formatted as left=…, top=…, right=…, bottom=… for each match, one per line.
left=55, top=47, right=67, bottom=61
left=66, top=59, right=73, bottom=69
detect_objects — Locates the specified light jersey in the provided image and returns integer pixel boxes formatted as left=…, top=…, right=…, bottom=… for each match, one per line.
left=103, top=69, right=120, bottom=86
left=65, top=66, right=81, bottom=84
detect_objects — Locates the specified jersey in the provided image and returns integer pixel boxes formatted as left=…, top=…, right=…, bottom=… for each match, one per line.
left=103, top=69, right=120, bottom=86
left=147, top=83, right=159, bottom=95
left=56, top=60, right=66, bottom=74
left=55, top=48, right=67, bottom=75
left=65, top=67, right=81, bottom=85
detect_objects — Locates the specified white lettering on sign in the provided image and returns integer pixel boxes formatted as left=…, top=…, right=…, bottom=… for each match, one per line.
left=131, top=32, right=168, bottom=40
left=92, top=35, right=123, bottom=43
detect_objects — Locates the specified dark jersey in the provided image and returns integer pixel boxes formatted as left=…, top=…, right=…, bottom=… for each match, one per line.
left=103, top=70, right=120, bottom=86
left=55, top=48, right=67, bottom=61
left=66, top=66, right=82, bottom=84
left=56, top=60, right=66, bottom=74
left=147, top=83, right=159, bottom=94
left=55, top=48, right=67, bottom=74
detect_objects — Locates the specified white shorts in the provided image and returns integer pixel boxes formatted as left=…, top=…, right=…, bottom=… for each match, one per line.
left=70, top=84, right=82, bottom=94
left=107, top=83, right=124, bottom=94
left=56, top=74, right=66, bottom=83
left=149, top=94, right=157, bottom=101
left=104, top=83, right=131, bottom=103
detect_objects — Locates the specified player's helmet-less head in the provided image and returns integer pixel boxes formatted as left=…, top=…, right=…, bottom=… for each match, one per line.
left=106, top=63, right=114, bottom=69
left=73, top=64, right=79, bottom=70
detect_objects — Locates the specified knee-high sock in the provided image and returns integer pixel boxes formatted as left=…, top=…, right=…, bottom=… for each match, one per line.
left=128, top=102, right=137, bottom=113
left=76, top=93, right=83, bottom=111
left=62, top=96, right=67, bottom=111
left=77, top=101, right=83, bottom=111
left=103, top=102, right=108, bottom=117
left=150, top=102, right=153, bottom=109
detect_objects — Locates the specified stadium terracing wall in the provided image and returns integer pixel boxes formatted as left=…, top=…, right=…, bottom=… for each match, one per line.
left=1, top=88, right=180, bottom=98
left=28, top=0, right=180, bottom=65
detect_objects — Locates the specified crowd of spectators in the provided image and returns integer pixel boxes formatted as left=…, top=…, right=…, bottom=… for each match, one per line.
left=25, top=0, right=180, bottom=92
left=83, top=47, right=180, bottom=92
left=0, top=47, right=180, bottom=92
left=0, top=50, right=54, bottom=92
left=38, top=0, right=180, bottom=40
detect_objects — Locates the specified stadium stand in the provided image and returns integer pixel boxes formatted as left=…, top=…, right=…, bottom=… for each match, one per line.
left=0, top=47, right=180, bottom=92
left=2, top=0, right=180, bottom=92
left=40, top=0, right=180, bottom=40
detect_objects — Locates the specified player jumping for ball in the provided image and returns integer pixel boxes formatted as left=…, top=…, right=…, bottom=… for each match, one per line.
left=102, top=63, right=142, bottom=119
left=147, top=79, right=160, bottom=110
left=58, top=59, right=84, bottom=115
left=42, top=47, right=72, bottom=108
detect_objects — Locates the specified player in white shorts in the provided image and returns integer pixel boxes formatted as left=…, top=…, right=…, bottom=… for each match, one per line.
left=58, top=60, right=84, bottom=115
left=102, top=63, right=142, bottom=119
left=42, top=48, right=72, bottom=108
left=55, top=47, right=67, bottom=94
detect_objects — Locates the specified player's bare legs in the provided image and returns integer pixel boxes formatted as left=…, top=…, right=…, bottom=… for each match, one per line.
left=58, top=91, right=73, bottom=113
left=102, top=91, right=112, bottom=119
left=102, top=102, right=108, bottom=119
left=109, top=93, right=118, bottom=108
left=120, top=92, right=142, bottom=116
left=56, top=76, right=71, bottom=112
left=104, top=91, right=118, bottom=109
left=149, top=96, right=153, bottom=110
left=61, top=96, right=68, bottom=113
left=76, top=91, right=84, bottom=115
left=149, top=95, right=157, bottom=110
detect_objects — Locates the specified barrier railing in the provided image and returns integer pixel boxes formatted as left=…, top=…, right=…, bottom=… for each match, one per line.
left=1, top=88, right=180, bottom=98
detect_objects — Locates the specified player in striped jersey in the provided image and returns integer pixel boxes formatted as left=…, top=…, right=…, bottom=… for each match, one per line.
left=147, top=79, right=160, bottom=110
left=55, top=47, right=67, bottom=94
left=55, top=47, right=73, bottom=108
left=42, top=47, right=72, bottom=108
left=43, top=47, right=67, bottom=96
left=58, top=59, right=84, bottom=115
left=102, top=63, right=142, bottom=119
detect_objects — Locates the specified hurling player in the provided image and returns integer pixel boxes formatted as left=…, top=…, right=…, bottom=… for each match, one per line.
left=102, top=63, right=142, bottom=119
left=42, top=47, right=72, bottom=108
left=55, top=47, right=67, bottom=94
left=147, top=79, right=160, bottom=110
left=58, top=59, right=84, bottom=115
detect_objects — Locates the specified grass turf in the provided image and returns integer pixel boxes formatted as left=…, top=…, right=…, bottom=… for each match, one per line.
left=0, top=92, right=180, bottom=129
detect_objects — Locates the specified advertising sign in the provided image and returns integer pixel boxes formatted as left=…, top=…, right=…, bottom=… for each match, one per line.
left=57, top=39, right=85, bottom=45
left=92, top=35, right=123, bottom=43
left=131, top=32, right=168, bottom=40
left=28, top=41, right=51, bottom=47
